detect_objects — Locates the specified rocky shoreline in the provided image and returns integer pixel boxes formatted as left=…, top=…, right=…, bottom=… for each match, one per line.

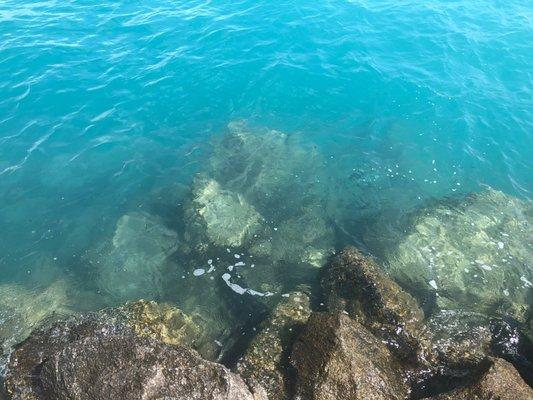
left=2, top=247, right=532, bottom=400
left=1, top=124, right=531, bottom=399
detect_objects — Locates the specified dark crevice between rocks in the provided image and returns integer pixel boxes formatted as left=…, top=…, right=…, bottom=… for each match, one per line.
left=218, top=297, right=269, bottom=368
left=490, top=317, right=533, bottom=387
left=409, top=357, right=493, bottom=399
left=29, top=361, right=48, bottom=400
left=0, top=377, right=8, bottom=400
left=279, top=321, right=308, bottom=400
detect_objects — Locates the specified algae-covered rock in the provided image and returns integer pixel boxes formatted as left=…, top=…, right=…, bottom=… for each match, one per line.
left=382, top=188, right=532, bottom=321
left=117, top=299, right=220, bottom=360
left=91, top=211, right=179, bottom=302
left=430, top=358, right=533, bottom=400
left=236, top=292, right=311, bottom=400
left=321, top=247, right=427, bottom=364
left=185, top=177, right=263, bottom=249
left=0, top=281, right=72, bottom=362
left=5, top=315, right=264, bottom=400
left=291, top=312, right=409, bottom=400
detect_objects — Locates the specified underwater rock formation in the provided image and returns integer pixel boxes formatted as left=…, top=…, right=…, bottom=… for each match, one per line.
left=90, top=211, right=179, bottom=302
left=206, top=121, right=327, bottom=218
left=430, top=358, right=533, bottom=400
left=291, top=312, right=409, bottom=400
left=185, top=177, right=263, bottom=250
left=0, top=281, right=72, bottom=364
left=182, top=122, right=334, bottom=305
left=236, top=291, right=311, bottom=400
left=321, top=247, right=428, bottom=364
left=381, top=188, right=532, bottom=322
left=5, top=314, right=264, bottom=400
left=250, top=206, right=334, bottom=269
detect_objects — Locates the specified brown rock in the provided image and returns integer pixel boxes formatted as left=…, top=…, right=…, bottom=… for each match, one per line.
left=321, top=246, right=427, bottom=363
left=5, top=315, right=264, bottom=400
left=119, top=299, right=219, bottom=360
left=431, top=358, right=533, bottom=400
left=236, top=292, right=311, bottom=400
left=291, top=312, right=409, bottom=400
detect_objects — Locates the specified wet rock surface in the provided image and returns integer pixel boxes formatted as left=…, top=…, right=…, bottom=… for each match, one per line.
left=321, top=247, right=427, bottom=364
left=236, top=291, right=311, bottom=400
left=291, top=311, right=410, bottom=400
left=116, top=299, right=221, bottom=360
left=425, top=310, right=492, bottom=369
left=4, top=314, right=263, bottom=400
left=315, top=247, right=532, bottom=398
left=3, top=244, right=532, bottom=400
left=430, top=358, right=533, bottom=400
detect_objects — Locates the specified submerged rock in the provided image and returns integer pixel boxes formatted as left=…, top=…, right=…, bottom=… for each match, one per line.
left=5, top=314, right=264, bottom=400
left=207, top=121, right=326, bottom=218
left=430, top=358, right=533, bottom=400
left=0, top=281, right=72, bottom=365
left=182, top=122, right=335, bottom=305
left=381, top=188, right=532, bottom=321
left=321, top=247, right=427, bottom=364
left=91, top=211, right=179, bottom=302
left=252, top=206, right=334, bottom=268
left=236, top=292, right=311, bottom=400
left=291, top=312, right=409, bottom=400
left=185, top=177, right=263, bottom=249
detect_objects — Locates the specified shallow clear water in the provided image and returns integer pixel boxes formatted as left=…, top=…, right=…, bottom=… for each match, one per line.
left=0, top=0, right=532, bottom=361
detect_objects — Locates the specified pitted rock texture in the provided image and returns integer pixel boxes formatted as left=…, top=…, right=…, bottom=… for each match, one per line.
left=237, top=292, right=311, bottom=400
left=291, top=312, right=409, bottom=400
left=5, top=315, right=264, bottom=400
left=321, top=247, right=427, bottom=364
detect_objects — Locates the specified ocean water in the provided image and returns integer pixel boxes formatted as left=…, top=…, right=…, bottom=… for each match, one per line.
left=0, top=0, right=532, bottom=365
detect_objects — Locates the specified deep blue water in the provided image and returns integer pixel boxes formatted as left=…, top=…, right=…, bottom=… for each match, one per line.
left=0, top=0, right=532, bottom=350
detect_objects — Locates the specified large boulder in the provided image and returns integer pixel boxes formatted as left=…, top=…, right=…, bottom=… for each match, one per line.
left=430, top=358, right=533, bottom=400
left=291, top=312, right=409, bottom=400
left=182, top=122, right=335, bottom=307
left=236, top=292, right=312, bottom=399
left=380, top=188, right=532, bottom=321
left=4, top=315, right=264, bottom=400
left=89, top=211, right=179, bottom=302
left=321, top=247, right=427, bottom=364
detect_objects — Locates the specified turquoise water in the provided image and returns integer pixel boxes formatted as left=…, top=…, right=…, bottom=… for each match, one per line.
left=0, top=0, right=532, bottom=360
